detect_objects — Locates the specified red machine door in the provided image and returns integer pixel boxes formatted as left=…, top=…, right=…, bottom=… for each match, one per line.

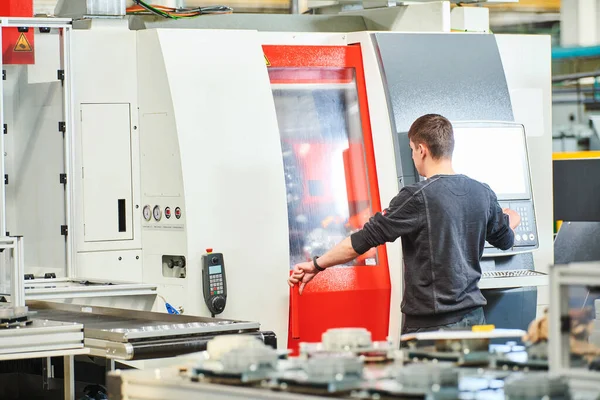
left=264, top=45, right=391, bottom=354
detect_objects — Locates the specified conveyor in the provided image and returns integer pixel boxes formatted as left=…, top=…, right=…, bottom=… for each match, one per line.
left=28, top=301, right=277, bottom=361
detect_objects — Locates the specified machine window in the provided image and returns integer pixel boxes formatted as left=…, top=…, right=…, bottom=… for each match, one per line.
left=269, top=68, right=377, bottom=268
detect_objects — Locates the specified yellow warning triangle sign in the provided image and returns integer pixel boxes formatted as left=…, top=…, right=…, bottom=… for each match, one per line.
left=14, top=33, right=32, bottom=52
left=264, top=54, right=271, bottom=67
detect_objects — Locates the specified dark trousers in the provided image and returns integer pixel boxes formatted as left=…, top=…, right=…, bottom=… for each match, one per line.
left=402, top=307, right=486, bottom=334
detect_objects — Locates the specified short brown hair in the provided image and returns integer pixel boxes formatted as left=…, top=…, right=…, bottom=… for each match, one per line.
left=407, top=114, right=454, bottom=160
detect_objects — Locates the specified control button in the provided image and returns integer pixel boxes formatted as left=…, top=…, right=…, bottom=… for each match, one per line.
left=175, top=207, right=182, bottom=219
left=165, top=207, right=171, bottom=219
left=206, top=248, right=213, bottom=254
left=515, top=235, right=521, bottom=242
left=529, top=234, right=535, bottom=241
left=211, top=256, right=219, bottom=264
left=521, top=234, right=528, bottom=241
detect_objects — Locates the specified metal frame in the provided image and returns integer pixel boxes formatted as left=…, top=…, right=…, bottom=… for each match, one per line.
left=0, top=236, right=25, bottom=308
left=549, top=262, right=600, bottom=388
left=22, top=278, right=157, bottom=300
left=0, top=17, right=75, bottom=279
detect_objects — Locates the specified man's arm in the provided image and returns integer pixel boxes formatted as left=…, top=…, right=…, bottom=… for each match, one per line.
left=486, top=195, right=520, bottom=250
left=313, top=237, right=359, bottom=269
left=289, top=188, right=420, bottom=294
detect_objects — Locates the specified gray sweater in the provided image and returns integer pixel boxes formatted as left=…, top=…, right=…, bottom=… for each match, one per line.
left=350, top=174, right=514, bottom=328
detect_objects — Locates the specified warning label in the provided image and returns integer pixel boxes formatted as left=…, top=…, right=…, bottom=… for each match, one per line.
left=14, top=33, right=32, bottom=52
left=264, top=54, right=271, bottom=67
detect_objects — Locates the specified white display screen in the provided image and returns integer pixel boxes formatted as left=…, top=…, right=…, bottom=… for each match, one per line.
left=209, top=265, right=222, bottom=275
left=452, top=125, right=530, bottom=200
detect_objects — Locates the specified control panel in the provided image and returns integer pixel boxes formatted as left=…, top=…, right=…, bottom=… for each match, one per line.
left=202, top=250, right=227, bottom=316
left=484, top=200, right=538, bottom=256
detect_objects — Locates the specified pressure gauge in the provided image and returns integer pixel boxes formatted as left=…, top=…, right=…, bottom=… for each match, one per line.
left=153, top=205, right=162, bottom=221
left=143, top=205, right=152, bottom=221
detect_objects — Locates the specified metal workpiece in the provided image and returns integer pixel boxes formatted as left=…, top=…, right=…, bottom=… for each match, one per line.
left=0, top=319, right=83, bottom=355
left=27, top=301, right=273, bottom=360
left=18, top=277, right=157, bottom=301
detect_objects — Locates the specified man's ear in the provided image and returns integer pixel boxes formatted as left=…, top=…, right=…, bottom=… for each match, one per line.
left=418, top=143, right=427, bottom=159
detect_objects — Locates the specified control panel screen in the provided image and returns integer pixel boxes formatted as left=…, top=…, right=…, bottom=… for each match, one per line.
left=452, top=125, right=531, bottom=201
left=209, top=265, right=222, bottom=275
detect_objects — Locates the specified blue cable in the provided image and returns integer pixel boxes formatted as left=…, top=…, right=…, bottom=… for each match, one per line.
left=165, top=302, right=180, bottom=315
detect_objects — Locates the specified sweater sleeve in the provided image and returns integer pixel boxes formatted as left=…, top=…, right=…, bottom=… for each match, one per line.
left=350, top=187, right=421, bottom=255
left=485, top=190, right=515, bottom=250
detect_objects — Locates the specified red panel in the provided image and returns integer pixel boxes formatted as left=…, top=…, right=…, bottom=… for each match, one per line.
left=1, top=0, right=35, bottom=65
left=265, top=45, right=391, bottom=355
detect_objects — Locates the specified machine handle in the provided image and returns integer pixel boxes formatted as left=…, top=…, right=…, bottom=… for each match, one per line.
left=290, top=284, right=300, bottom=339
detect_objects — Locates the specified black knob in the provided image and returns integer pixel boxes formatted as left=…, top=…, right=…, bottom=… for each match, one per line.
left=211, top=256, right=219, bottom=264
left=212, top=296, right=226, bottom=313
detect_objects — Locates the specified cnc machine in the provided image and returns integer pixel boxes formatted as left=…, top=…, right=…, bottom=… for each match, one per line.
left=0, top=1, right=553, bottom=360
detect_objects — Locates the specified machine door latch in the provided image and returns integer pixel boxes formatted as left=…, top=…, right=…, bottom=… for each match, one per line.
left=4, top=175, right=8, bottom=185
left=59, top=174, right=67, bottom=185
left=60, top=225, right=68, bottom=236
left=58, top=121, right=66, bottom=134
left=2, top=70, right=5, bottom=81
left=57, top=70, right=65, bottom=82
left=3, top=124, right=6, bottom=135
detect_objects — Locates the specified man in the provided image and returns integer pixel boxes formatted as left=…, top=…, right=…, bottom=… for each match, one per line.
left=288, top=114, right=521, bottom=333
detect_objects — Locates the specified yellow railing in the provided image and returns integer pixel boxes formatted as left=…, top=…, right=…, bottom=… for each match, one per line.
left=484, top=0, right=560, bottom=12
left=553, top=151, right=600, bottom=160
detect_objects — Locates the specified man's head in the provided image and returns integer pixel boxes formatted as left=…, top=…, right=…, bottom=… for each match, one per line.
left=408, top=114, right=454, bottom=176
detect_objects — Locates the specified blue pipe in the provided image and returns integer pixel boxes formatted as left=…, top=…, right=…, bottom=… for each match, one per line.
left=553, top=45, right=600, bottom=60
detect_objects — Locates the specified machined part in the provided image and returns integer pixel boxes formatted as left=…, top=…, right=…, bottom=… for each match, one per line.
left=207, top=335, right=266, bottom=361
left=0, top=304, right=28, bottom=320
left=504, top=373, right=570, bottom=399
left=394, top=363, right=459, bottom=389
left=220, top=347, right=278, bottom=374
left=304, top=353, right=363, bottom=382
left=321, top=328, right=372, bottom=352
left=434, top=338, right=490, bottom=353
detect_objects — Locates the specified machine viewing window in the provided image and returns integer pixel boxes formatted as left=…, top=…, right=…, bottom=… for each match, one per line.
left=452, top=124, right=531, bottom=201
left=269, top=68, right=377, bottom=268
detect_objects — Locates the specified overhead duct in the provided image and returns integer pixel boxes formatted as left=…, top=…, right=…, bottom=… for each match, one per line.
left=54, top=0, right=127, bottom=18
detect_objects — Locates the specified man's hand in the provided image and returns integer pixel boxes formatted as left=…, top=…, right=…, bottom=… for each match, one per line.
left=503, top=208, right=521, bottom=230
left=287, top=261, right=319, bottom=295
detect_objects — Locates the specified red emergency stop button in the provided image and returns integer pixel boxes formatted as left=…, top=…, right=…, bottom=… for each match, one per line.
left=175, top=207, right=182, bottom=219
left=165, top=207, right=171, bottom=219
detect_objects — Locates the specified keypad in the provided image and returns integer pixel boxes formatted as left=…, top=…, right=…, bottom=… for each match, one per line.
left=209, top=274, right=223, bottom=295
left=515, top=206, right=531, bottom=234
left=509, top=203, right=536, bottom=246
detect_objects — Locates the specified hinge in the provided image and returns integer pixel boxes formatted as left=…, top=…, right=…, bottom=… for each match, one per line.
left=61, top=225, right=68, bottom=236
left=60, top=173, right=67, bottom=185
left=17, top=27, right=29, bottom=33
left=3, top=124, right=6, bottom=135
left=4, top=175, right=8, bottom=185
left=24, top=274, right=35, bottom=280
left=39, top=27, right=51, bottom=34
left=57, top=70, right=65, bottom=82
left=58, top=121, right=66, bottom=133
left=44, top=273, right=56, bottom=279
